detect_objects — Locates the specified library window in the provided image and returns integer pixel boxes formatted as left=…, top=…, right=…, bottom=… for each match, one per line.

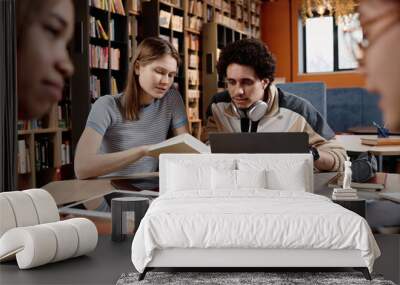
left=301, top=14, right=360, bottom=73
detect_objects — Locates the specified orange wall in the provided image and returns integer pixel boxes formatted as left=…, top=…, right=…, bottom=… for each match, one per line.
left=261, top=0, right=365, bottom=88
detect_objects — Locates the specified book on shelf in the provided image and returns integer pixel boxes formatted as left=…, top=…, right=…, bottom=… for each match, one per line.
left=17, top=119, right=44, bottom=131
left=35, top=137, right=53, bottom=171
left=89, top=45, right=109, bottom=69
left=188, top=54, right=200, bottom=69
left=61, top=141, right=71, bottom=166
left=188, top=69, right=200, bottom=86
left=128, top=0, right=140, bottom=13
left=148, top=133, right=210, bottom=157
left=188, top=34, right=199, bottom=51
left=57, top=103, right=71, bottom=129
left=187, top=90, right=200, bottom=100
left=97, top=19, right=109, bottom=40
left=360, top=137, right=400, bottom=146
left=110, top=19, right=115, bottom=41
left=328, top=172, right=387, bottom=191
left=110, top=48, right=121, bottom=70
left=90, top=0, right=109, bottom=10
left=111, top=76, right=119, bottom=95
left=189, top=16, right=202, bottom=31
left=90, top=75, right=101, bottom=99
left=18, top=140, right=31, bottom=174
left=188, top=107, right=199, bottom=120
left=171, top=15, right=183, bottom=32
left=110, top=0, right=125, bottom=15
left=159, top=10, right=172, bottom=28
left=172, top=37, right=179, bottom=52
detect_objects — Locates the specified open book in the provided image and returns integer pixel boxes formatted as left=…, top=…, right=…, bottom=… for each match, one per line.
left=148, top=133, right=210, bottom=157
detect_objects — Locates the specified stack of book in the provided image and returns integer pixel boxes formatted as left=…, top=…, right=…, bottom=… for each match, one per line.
left=332, top=188, right=359, bottom=201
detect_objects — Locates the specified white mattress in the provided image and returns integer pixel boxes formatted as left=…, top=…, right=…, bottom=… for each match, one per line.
left=131, top=190, right=380, bottom=273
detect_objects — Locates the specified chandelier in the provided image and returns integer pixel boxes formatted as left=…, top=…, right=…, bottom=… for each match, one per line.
left=301, top=0, right=359, bottom=24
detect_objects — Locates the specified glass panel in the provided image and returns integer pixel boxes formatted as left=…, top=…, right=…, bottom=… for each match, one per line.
left=338, top=14, right=360, bottom=70
left=305, top=16, right=334, bottom=73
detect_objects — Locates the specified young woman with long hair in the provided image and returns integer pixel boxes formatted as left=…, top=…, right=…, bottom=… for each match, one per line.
left=74, top=37, right=189, bottom=179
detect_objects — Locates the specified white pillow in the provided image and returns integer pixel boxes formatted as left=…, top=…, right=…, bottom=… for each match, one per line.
left=167, top=163, right=211, bottom=191
left=211, top=168, right=237, bottom=190
left=237, top=169, right=267, bottom=189
left=166, top=159, right=236, bottom=192
left=211, top=169, right=267, bottom=190
left=266, top=164, right=307, bottom=191
left=238, top=159, right=308, bottom=191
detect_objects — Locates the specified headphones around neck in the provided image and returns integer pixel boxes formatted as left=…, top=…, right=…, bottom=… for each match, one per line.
left=231, top=100, right=269, bottom=122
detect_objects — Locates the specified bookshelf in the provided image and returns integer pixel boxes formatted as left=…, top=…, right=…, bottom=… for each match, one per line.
left=142, top=0, right=186, bottom=96
left=70, top=0, right=130, bottom=155
left=184, top=0, right=203, bottom=139
left=201, top=0, right=261, bottom=119
left=17, top=86, right=73, bottom=189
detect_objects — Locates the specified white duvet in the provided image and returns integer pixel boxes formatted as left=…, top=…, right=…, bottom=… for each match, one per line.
left=131, top=190, right=380, bottom=273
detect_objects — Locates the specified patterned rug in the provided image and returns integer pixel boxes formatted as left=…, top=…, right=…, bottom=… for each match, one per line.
left=116, top=271, right=395, bottom=285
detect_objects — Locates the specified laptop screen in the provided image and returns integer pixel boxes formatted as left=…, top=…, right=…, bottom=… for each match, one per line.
left=209, top=133, right=309, bottom=153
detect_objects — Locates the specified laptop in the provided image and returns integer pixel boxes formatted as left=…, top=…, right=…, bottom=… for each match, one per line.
left=209, top=132, right=309, bottom=153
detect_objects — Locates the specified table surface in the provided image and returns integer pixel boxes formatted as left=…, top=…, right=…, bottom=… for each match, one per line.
left=0, top=235, right=133, bottom=285
left=3, top=174, right=399, bottom=285
left=335, top=135, right=400, bottom=156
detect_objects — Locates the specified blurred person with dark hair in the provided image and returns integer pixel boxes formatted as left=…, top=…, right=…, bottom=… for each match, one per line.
left=357, top=0, right=400, bottom=131
left=205, top=39, right=346, bottom=172
left=16, top=0, right=74, bottom=120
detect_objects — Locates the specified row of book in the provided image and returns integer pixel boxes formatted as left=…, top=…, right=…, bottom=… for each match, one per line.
left=90, top=17, right=127, bottom=42
left=110, top=19, right=120, bottom=41
left=187, top=89, right=200, bottom=100
left=188, top=0, right=203, bottom=17
left=188, top=34, right=200, bottom=51
left=18, top=140, right=31, bottom=174
left=161, top=0, right=182, bottom=8
left=90, top=75, right=102, bottom=99
left=128, top=0, right=141, bottom=13
left=17, top=119, right=44, bottom=131
left=159, top=10, right=183, bottom=32
left=35, top=138, right=54, bottom=171
left=188, top=70, right=200, bottom=86
left=159, top=35, right=180, bottom=52
left=60, top=141, right=72, bottom=166
left=189, top=16, right=202, bottom=32
left=90, top=0, right=125, bottom=15
left=89, top=46, right=121, bottom=70
left=188, top=54, right=200, bottom=69
left=89, top=17, right=109, bottom=40
left=57, top=103, right=71, bottom=129
left=90, top=45, right=109, bottom=69
left=110, top=48, right=121, bottom=70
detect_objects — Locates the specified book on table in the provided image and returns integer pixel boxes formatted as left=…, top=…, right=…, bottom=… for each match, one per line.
left=148, top=133, right=210, bottom=156
left=328, top=172, right=387, bottom=191
left=360, top=137, right=400, bottom=146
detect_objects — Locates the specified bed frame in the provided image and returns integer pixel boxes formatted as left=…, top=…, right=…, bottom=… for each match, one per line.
left=138, top=248, right=371, bottom=281
left=137, top=154, right=373, bottom=281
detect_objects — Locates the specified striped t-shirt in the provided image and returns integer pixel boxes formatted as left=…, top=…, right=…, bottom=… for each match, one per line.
left=86, top=89, right=188, bottom=176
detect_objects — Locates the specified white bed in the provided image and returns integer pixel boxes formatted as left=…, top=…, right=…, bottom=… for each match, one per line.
left=131, top=154, right=380, bottom=280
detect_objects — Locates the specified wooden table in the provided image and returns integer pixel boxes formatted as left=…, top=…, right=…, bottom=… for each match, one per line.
left=335, top=135, right=400, bottom=170
left=347, top=126, right=400, bottom=135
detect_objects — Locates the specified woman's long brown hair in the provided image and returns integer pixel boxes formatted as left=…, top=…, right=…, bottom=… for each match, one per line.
left=123, top=37, right=180, bottom=121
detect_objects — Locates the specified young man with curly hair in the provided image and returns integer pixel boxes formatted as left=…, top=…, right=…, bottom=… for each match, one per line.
left=205, top=39, right=346, bottom=172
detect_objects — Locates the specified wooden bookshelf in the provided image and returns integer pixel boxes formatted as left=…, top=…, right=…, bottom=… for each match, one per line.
left=70, top=0, right=130, bottom=153
left=17, top=104, right=73, bottom=189
left=142, top=0, right=185, bottom=96
left=201, top=0, right=261, bottom=118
